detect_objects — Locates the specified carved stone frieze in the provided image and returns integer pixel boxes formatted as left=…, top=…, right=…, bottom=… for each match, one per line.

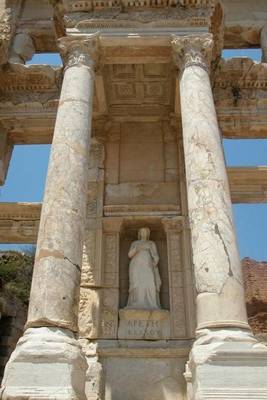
left=61, top=6, right=212, bottom=30
left=0, top=64, right=62, bottom=101
left=172, top=33, right=213, bottom=72
left=213, top=58, right=267, bottom=89
left=0, top=202, right=41, bottom=243
left=53, top=0, right=213, bottom=14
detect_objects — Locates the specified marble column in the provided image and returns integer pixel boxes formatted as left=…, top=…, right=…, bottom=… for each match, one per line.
left=172, top=33, right=249, bottom=331
left=27, top=35, right=98, bottom=332
left=172, top=33, right=267, bottom=400
left=1, top=35, right=98, bottom=400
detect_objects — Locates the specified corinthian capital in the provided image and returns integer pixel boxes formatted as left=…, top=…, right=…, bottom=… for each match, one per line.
left=58, top=33, right=99, bottom=71
left=171, top=33, right=213, bottom=72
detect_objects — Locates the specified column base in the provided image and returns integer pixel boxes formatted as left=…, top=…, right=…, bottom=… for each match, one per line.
left=0, top=327, right=87, bottom=400
left=185, top=328, right=267, bottom=400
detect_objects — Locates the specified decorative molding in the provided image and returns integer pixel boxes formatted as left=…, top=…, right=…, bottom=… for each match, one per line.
left=213, top=58, right=267, bottom=89
left=0, top=59, right=267, bottom=141
left=0, top=202, right=41, bottom=220
left=104, top=204, right=180, bottom=216
left=172, top=33, right=213, bottom=72
left=0, top=64, right=62, bottom=93
left=53, top=0, right=214, bottom=13
left=97, top=344, right=190, bottom=358
left=61, top=7, right=212, bottom=30
left=0, top=202, right=41, bottom=243
left=17, top=0, right=267, bottom=53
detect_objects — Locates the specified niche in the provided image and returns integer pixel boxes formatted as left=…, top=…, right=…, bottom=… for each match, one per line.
left=119, top=223, right=169, bottom=310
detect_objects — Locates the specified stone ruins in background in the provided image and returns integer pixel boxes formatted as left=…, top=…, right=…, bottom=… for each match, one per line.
left=0, top=0, right=267, bottom=399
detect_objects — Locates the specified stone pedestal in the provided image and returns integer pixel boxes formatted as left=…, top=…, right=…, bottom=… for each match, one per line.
left=1, top=328, right=87, bottom=400
left=172, top=33, right=267, bottom=399
left=0, top=35, right=98, bottom=399
left=185, top=329, right=267, bottom=400
left=118, top=309, right=170, bottom=340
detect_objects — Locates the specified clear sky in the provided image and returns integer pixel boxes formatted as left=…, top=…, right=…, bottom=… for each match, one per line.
left=0, top=49, right=266, bottom=260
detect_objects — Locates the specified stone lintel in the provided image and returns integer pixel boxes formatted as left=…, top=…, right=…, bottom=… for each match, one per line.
left=228, top=167, right=267, bottom=204
left=0, top=202, right=41, bottom=243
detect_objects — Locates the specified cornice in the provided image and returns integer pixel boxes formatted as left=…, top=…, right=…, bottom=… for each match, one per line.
left=50, top=0, right=217, bottom=36
left=213, top=58, right=267, bottom=90
left=0, top=64, right=62, bottom=93
left=0, top=202, right=41, bottom=221
left=51, top=0, right=215, bottom=13
left=0, top=58, right=266, bottom=94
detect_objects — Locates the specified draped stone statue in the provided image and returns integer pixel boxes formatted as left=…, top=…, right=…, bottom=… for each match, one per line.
left=126, top=227, right=161, bottom=309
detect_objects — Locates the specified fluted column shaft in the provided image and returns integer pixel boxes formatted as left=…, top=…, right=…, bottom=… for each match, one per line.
left=27, top=36, right=98, bottom=332
left=172, top=34, right=249, bottom=330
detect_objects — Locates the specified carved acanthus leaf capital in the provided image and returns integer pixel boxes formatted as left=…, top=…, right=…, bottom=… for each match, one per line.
left=171, top=33, right=213, bottom=72
left=58, top=34, right=99, bottom=71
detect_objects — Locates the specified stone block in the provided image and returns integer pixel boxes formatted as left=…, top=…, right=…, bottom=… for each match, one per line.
left=118, top=309, right=170, bottom=340
left=102, top=354, right=186, bottom=400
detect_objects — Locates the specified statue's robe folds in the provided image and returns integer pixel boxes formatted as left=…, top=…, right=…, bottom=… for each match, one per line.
left=127, top=240, right=161, bottom=309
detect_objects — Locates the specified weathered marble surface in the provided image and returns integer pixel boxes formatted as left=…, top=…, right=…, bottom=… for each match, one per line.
left=0, top=327, right=87, bottom=399
left=9, top=33, right=35, bottom=64
left=185, top=328, right=267, bottom=400
left=27, top=37, right=97, bottom=332
left=172, top=34, right=248, bottom=330
left=102, top=352, right=187, bottom=400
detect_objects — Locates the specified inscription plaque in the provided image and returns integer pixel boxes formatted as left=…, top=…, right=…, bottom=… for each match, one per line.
left=118, top=309, right=170, bottom=340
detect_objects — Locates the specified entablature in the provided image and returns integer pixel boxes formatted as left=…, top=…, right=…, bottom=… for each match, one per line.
left=1, top=57, right=267, bottom=143
left=0, top=167, right=266, bottom=242
left=12, top=0, right=267, bottom=53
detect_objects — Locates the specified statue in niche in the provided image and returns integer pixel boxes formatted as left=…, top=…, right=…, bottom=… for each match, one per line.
left=126, top=227, right=161, bottom=310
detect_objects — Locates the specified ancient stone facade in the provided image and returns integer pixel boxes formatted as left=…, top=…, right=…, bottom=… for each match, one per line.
left=0, top=0, right=267, bottom=399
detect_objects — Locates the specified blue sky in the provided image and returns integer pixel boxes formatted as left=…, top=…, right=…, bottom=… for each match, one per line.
left=0, top=49, right=266, bottom=260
